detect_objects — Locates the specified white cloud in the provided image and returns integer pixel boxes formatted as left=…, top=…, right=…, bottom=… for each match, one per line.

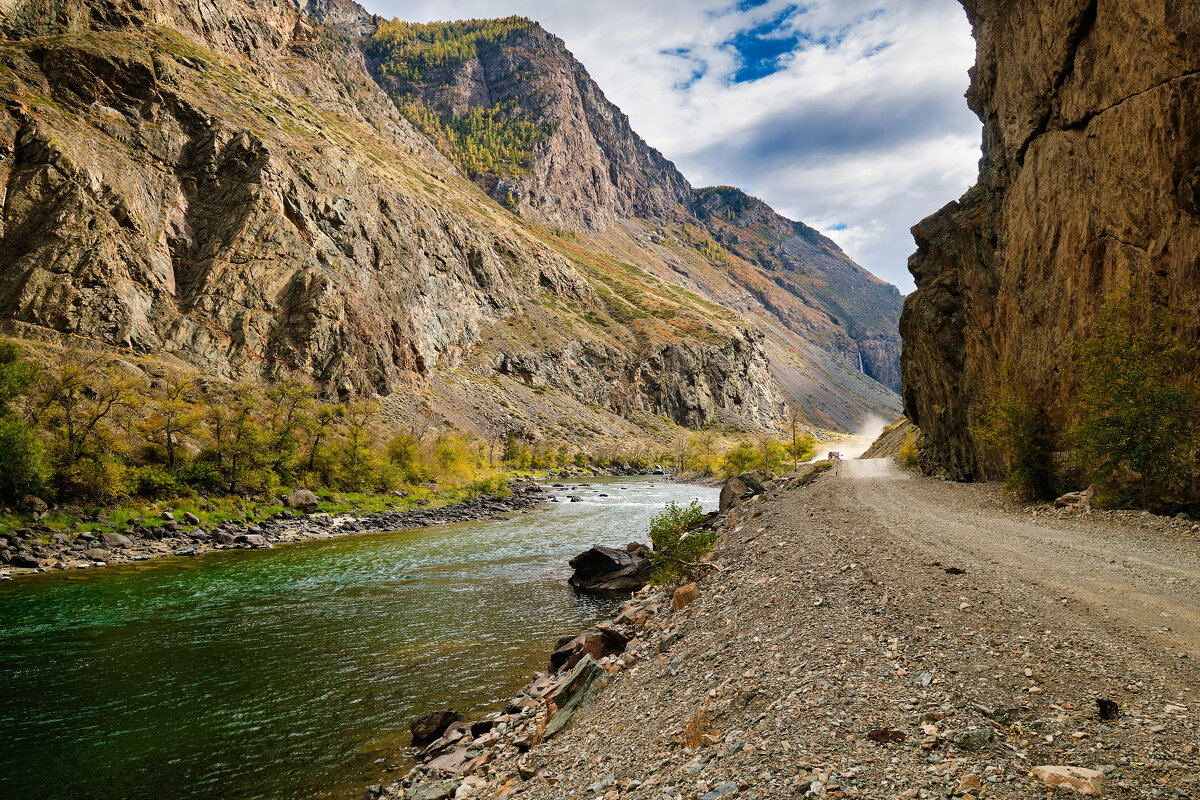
left=362, top=0, right=980, bottom=291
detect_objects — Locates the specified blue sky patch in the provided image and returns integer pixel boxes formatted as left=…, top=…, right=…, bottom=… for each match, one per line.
left=726, top=5, right=807, bottom=83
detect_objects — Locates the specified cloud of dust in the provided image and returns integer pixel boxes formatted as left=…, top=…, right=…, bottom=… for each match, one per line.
left=811, top=414, right=889, bottom=461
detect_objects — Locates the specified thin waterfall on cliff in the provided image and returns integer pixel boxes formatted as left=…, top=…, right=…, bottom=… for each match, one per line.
left=858, top=351, right=864, bottom=373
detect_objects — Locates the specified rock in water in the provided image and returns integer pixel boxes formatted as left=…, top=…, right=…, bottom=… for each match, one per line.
left=410, top=709, right=461, bottom=746
left=719, top=473, right=765, bottom=512
left=287, top=490, right=320, bottom=514
left=568, top=545, right=653, bottom=592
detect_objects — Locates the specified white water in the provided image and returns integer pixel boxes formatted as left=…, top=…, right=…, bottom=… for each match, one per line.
left=858, top=351, right=865, bottom=373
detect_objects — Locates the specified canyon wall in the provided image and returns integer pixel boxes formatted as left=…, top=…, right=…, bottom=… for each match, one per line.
left=901, top=0, right=1200, bottom=478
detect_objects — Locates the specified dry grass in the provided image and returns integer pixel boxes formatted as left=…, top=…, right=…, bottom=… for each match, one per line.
left=683, top=705, right=713, bottom=749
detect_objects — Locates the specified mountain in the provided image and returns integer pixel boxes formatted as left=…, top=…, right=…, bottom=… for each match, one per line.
left=0, top=0, right=902, bottom=443
left=358, top=16, right=904, bottom=417
left=902, top=0, right=1200, bottom=478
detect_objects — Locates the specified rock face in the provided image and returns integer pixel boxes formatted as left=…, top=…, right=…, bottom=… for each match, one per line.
left=367, top=20, right=689, bottom=232
left=902, top=0, right=1200, bottom=479
left=690, top=187, right=903, bottom=392
left=0, top=0, right=905, bottom=436
left=0, top=0, right=781, bottom=431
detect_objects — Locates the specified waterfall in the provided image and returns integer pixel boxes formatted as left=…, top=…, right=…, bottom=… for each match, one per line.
left=857, top=350, right=865, bottom=373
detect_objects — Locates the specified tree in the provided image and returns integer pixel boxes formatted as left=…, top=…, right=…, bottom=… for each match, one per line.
left=972, top=361, right=1059, bottom=500
left=141, top=375, right=200, bottom=471
left=305, top=403, right=344, bottom=476
left=39, top=354, right=143, bottom=500
left=721, top=441, right=759, bottom=477
left=265, top=378, right=314, bottom=481
left=785, top=400, right=809, bottom=471
left=0, top=341, right=49, bottom=501
left=224, top=384, right=265, bottom=493
left=339, top=400, right=380, bottom=491
left=1070, top=291, right=1200, bottom=510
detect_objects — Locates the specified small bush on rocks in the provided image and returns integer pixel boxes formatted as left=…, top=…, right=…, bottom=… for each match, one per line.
left=647, top=500, right=713, bottom=585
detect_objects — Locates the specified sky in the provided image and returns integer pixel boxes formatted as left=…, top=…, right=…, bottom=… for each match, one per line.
left=360, top=0, right=981, bottom=293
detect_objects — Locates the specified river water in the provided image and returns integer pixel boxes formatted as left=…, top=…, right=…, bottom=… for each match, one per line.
left=0, top=479, right=716, bottom=800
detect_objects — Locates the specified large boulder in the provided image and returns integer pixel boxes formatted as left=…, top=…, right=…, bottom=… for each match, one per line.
left=568, top=544, right=652, bottom=592
left=719, top=473, right=765, bottom=513
left=410, top=709, right=460, bottom=746
left=100, top=532, right=134, bottom=549
left=17, top=494, right=47, bottom=513
left=544, top=656, right=608, bottom=739
left=10, top=553, right=39, bottom=568
left=286, top=489, right=320, bottom=514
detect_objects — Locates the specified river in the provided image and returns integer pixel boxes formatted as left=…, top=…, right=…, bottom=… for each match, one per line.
left=0, top=479, right=717, bottom=800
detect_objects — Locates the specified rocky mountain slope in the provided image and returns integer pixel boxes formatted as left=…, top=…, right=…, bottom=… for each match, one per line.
left=902, top=0, right=1200, bottom=479
left=360, top=16, right=903, bottom=419
left=0, top=0, right=901, bottom=441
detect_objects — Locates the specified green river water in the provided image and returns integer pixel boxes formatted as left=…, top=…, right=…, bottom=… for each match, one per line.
left=0, top=479, right=717, bottom=800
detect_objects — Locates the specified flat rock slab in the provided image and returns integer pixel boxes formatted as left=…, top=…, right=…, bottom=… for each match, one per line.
left=1031, top=766, right=1107, bottom=795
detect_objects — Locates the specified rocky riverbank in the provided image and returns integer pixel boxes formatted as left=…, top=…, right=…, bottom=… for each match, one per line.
left=371, top=463, right=1199, bottom=800
left=0, top=482, right=550, bottom=580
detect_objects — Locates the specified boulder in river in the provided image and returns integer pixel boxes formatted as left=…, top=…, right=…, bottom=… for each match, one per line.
left=568, top=544, right=653, bottom=592
left=410, top=709, right=461, bottom=746
left=719, top=473, right=765, bottom=512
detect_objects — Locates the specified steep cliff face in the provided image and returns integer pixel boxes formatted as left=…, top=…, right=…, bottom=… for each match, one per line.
left=0, top=0, right=782, bottom=436
left=364, top=18, right=690, bottom=233
left=902, top=0, right=1200, bottom=479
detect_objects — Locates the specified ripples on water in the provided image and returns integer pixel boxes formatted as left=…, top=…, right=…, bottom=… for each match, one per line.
left=0, top=479, right=716, bottom=800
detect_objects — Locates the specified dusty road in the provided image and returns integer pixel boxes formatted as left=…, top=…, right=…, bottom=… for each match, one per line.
left=840, top=459, right=1200, bottom=660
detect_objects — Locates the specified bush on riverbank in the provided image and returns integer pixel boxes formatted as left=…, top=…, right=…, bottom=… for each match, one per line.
left=647, top=500, right=714, bottom=585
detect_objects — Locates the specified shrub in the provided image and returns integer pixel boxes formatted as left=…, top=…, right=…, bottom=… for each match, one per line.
left=972, top=362, right=1061, bottom=500
left=898, top=431, right=920, bottom=471
left=133, top=465, right=181, bottom=499
left=0, top=416, right=51, bottom=500
left=182, top=460, right=224, bottom=493
left=1070, top=291, right=1200, bottom=510
left=647, top=500, right=714, bottom=585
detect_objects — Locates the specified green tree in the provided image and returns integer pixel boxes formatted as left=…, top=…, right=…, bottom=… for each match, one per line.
left=972, top=361, right=1059, bottom=500
left=386, top=431, right=429, bottom=484
left=647, top=500, right=713, bottom=584
left=339, top=401, right=380, bottom=491
left=1070, top=291, right=1199, bottom=510
left=265, top=378, right=314, bottom=482
left=39, top=355, right=142, bottom=501
left=0, top=342, right=49, bottom=501
left=140, top=375, right=200, bottom=471
left=721, top=441, right=759, bottom=477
